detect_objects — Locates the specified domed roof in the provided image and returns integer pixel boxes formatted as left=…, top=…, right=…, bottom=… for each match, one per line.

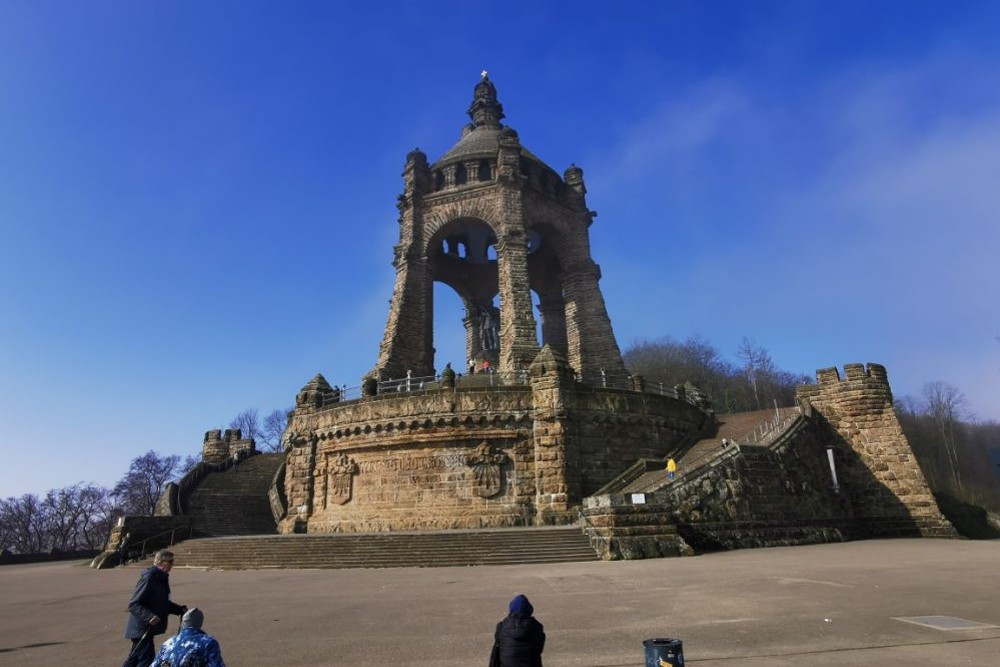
left=432, top=74, right=548, bottom=169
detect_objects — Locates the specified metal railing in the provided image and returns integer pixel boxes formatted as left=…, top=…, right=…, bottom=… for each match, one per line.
left=320, top=385, right=361, bottom=406
left=311, top=367, right=724, bottom=410
left=128, top=524, right=194, bottom=563
left=456, top=370, right=529, bottom=387
left=741, top=406, right=801, bottom=444
left=579, top=369, right=634, bottom=390
left=378, top=372, right=439, bottom=394
left=643, top=382, right=681, bottom=400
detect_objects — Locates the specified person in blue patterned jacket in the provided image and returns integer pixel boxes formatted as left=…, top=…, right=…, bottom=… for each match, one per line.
left=150, top=607, right=226, bottom=667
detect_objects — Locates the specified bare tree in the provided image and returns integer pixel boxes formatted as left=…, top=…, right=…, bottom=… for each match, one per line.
left=74, top=484, right=116, bottom=550
left=0, top=494, right=46, bottom=554
left=737, top=337, right=777, bottom=410
left=112, top=451, right=183, bottom=516
left=922, top=381, right=970, bottom=494
left=180, top=454, right=199, bottom=476
left=229, top=408, right=261, bottom=442
left=260, top=408, right=291, bottom=452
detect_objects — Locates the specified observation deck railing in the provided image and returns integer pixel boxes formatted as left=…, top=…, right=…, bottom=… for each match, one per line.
left=315, top=367, right=712, bottom=410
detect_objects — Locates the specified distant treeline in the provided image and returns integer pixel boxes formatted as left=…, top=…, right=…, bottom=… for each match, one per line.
left=0, top=451, right=195, bottom=557
left=623, top=335, right=810, bottom=413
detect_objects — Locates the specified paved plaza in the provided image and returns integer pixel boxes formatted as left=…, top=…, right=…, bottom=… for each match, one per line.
left=1, top=538, right=998, bottom=666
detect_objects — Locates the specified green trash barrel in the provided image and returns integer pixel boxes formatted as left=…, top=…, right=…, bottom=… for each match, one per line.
left=643, top=637, right=684, bottom=667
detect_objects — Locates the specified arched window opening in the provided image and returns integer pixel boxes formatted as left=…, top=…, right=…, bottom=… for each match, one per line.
left=432, top=282, right=468, bottom=375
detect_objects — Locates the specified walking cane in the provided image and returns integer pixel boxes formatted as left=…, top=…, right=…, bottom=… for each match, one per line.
left=120, top=628, right=151, bottom=667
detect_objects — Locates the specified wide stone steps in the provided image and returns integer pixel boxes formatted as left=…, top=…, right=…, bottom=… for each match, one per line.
left=163, top=526, right=599, bottom=569
left=183, top=453, right=283, bottom=537
left=621, top=409, right=798, bottom=494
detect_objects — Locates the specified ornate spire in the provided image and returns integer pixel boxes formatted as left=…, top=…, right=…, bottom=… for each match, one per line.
left=467, top=73, right=505, bottom=129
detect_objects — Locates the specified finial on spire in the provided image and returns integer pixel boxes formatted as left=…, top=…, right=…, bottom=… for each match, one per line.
left=468, top=72, right=504, bottom=128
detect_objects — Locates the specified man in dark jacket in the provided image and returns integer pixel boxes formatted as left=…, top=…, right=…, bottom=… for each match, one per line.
left=491, top=594, right=545, bottom=667
left=121, top=549, right=187, bottom=667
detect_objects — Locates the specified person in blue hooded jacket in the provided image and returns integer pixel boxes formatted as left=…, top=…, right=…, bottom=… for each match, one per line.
left=490, top=594, right=545, bottom=667
left=121, top=549, right=187, bottom=667
left=150, top=607, right=226, bottom=667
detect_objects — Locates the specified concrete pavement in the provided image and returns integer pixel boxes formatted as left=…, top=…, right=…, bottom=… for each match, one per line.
left=1, top=538, right=998, bottom=666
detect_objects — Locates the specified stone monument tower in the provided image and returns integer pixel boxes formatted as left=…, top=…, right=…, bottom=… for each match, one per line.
left=117, top=75, right=954, bottom=560
left=373, top=73, right=627, bottom=382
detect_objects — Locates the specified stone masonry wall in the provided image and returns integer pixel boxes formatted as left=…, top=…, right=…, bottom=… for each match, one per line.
left=583, top=417, right=851, bottom=557
left=574, top=388, right=710, bottom=495
left=796, top=363, right=956, bottom=537
left=282, top=386, right=537, bottom=532
left=281, top=356, right=710, bottom=534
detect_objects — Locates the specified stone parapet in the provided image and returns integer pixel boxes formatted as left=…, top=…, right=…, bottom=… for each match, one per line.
left=280, top=356, right=710, bottom=534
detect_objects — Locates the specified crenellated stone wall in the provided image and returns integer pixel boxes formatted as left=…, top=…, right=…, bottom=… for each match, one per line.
left=583, top=363, right=958, bottom=560
left=796, top=363, right=956, bottom=536
left=202, top=428, right=255, bottom=466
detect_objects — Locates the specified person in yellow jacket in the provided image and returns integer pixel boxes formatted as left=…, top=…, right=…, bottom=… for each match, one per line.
left=666, top=458, right=677, bottom=481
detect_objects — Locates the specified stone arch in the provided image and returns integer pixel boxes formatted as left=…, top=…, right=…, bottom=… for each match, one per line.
left=428, top=217, right=503, bottom=371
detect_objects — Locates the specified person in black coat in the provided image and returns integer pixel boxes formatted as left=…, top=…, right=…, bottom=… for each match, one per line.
left=491, top=594, right=545, bottom=667
left=121, top=549, right=187, bottom=667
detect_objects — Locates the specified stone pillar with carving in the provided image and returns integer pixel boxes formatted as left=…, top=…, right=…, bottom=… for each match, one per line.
left=280, top=432, right=318, bottom=533
left=528, top=345, right=581, bottom=524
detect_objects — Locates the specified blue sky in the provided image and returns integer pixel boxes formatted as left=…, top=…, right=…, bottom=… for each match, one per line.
left=2, top=1, right=998, bottom=498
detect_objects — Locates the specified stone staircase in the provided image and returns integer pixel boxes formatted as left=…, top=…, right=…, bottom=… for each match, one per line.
left=159, top=526, right=599, bottom=569
left=619, top=408, right=798, bottom=494
left=182, top=453, right=284, bottom=537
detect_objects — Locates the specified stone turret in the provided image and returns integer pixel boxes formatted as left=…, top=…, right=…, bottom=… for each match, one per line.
left=202, top=428, right=256, bottom=466
left=295, top=373, right=338, bottom=412
left=796, top=363, right=956, bottom=536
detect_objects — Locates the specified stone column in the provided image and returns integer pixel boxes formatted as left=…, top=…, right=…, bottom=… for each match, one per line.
left=558, top=164, right=627, bottom=381
left=280, top=433, right=318, bottom=534
left=562, top=257, right=627, bottom=380
left=464, top=160, right=480, bottom=184
left=529, top=346, right=581, bottom=524
left=372, top=150, right=435, bottom=379
left=496, top=228, right=539, bottom=372
left=442, top=164, right=457, bottom=188
left=495, top=129, right=539, bottom=373
left=536, top=290, right=568, bottom=357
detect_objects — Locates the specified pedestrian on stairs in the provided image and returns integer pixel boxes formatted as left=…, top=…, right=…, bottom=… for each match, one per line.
left=489, top=594, right=545, bottom=667
left=667, top=458, right=677, bottom=481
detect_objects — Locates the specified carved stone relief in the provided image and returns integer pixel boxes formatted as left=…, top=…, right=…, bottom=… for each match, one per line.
left=325, top=452, right=358, bottom=507
left=465, top=441, right=508, bottom=498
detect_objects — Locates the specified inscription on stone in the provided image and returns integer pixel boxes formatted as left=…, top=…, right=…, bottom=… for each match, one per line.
left=356, top=453, right=466, bottom=474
